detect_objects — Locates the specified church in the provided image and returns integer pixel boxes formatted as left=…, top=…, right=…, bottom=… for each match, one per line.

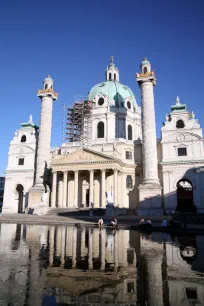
left=3, top=57, right=204, bottom=215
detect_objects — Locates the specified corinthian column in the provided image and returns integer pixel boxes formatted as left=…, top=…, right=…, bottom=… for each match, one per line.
left=63, top=171, right=68, bottom=208
left=74, top=171, right=79, bottom=208
left=89, top=170, right=94, bottom=207
left=51, top=171, right=57, bottom=208
left=114, top=169, right=118, bottom=206
left=101, top=169, right=106, bottom=208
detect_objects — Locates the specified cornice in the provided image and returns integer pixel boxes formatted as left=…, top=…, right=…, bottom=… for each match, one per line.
left=160, top=160, right=204, bottom=166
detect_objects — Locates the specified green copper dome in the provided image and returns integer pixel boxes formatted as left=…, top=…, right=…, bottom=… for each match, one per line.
left=88, top=81, right=136, bottom=104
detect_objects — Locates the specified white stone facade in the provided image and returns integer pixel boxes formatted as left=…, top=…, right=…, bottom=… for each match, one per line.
left=3, top=58, right=204, bottom=214
left=3, top=119, right=38, bottom=213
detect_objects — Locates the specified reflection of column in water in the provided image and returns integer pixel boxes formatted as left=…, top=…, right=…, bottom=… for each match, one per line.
left=114, top=231, right=118, bottom=271
left=56, top=226, right=62, bottom=257
left=61, top=227, right=65, bottom=267
left=80, top=227, right=86, bottom=258
left=118, top=230, right=129, bottom=267
left=88, top=228, right=93, bottom=270
left=147, top=256, right=163, bottom=306
left=49, top=226, right=55, bottom=267
left=72, top=227, right=77, bottom=268
left=93, top=228, right=99, bottom=258
left=66, top=226, right=73, bottom=257
left=40, top=226, right=48, bottom=247
left=100, top=229, right=106, bottom=271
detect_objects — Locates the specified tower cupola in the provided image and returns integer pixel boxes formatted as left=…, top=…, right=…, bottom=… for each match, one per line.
left=140, top=58, right=151, bottom=74
left=105, top=56, right=119, bottom=82
left=43, top=75, right=53, bottom=90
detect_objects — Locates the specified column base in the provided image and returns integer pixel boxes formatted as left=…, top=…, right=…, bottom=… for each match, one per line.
left=28, top=185, right=50, bottom=215
left=138, top=183, right=163, bottom=216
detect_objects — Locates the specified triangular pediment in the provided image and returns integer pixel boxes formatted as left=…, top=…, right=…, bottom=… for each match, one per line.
left=52, top=148, right=118, bottom=165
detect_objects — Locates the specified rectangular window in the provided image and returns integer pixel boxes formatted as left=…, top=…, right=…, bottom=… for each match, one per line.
left=178, top=147, right=187, bottom=156
left=126, top=151, right=132, bottom=160
left=186, top=288, right=197, bottom=299
left=18, top=158, right=24, bottom=166
left=127, top=282, right=134, bottom=293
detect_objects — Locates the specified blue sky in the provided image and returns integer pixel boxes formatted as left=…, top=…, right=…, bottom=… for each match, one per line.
left=0, top=0, right=204, bottom=174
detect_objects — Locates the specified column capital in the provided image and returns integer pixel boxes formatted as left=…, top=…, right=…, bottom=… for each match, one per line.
left=89, top=169, right=94, bottom=173
left=113, top=168, right=118, bottom=173
left=74, top=170, right=79, bottom=174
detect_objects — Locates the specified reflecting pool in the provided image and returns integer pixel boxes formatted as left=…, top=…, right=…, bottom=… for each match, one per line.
left=0, top=223, right=204, bottom=306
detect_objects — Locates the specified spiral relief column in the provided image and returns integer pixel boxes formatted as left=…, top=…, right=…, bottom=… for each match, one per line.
left=28, top=76, right=58, bottom=214
left=136, top=59, right=162, bottom=215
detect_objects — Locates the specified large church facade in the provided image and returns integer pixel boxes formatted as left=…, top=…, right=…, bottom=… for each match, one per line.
left=3, top=58, right=204, bottom=215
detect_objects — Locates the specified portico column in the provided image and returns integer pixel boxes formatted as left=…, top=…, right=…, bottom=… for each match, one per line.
left=121, top=172, right=126, bottom=208
left=63, top=171, right=68, bottom=208
left=74, top=171, right=79, bottom=208
left=114, top=169, right=118, bottom=206
left=89, top=170, right=94, bottom=207
left=51, top=171, right=57, bottom=208
left=101, top=169, right=106, bottom=208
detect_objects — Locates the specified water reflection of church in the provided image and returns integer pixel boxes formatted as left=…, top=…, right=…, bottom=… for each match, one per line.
left=0, top=224, right=204, bottom=306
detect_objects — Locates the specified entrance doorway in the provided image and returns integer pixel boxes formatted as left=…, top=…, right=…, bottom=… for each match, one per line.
left=86, top=189, right=89, bottom=207
left=176, top=179, right=195, bottom=213
left=16, top=184, right=24, bottom=213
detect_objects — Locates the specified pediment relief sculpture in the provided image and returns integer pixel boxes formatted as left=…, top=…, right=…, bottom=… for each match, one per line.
left=52, top=148, right=116, bottom=165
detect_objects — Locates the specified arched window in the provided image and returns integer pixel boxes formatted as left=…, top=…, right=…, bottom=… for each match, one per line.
left=97, top=121, right=104, bottom=138
left=45, top=83, right=48, bottom=89
left=127, top=101, right=131, bottom=110
left=109, top=73, right=111, bottom=80
left=176, top=119, right=185, bottom=129
left=128, top=125, right=132, bottom=140
left=114, top=73, right=116, bottom=81
left=126, top=175, right=133, bottom=189
left=98, top=97, right=104, bottom=106
left=21, top=135, right=26, bottom=143
left=144, top=67, right=147, bottom=73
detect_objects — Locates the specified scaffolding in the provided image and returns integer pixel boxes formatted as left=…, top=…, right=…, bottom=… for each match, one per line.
left=62, top=97, right=93, bottom=146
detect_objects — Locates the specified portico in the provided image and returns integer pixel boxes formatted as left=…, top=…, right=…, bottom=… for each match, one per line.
left=51, top=148, right=135, bottom=209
